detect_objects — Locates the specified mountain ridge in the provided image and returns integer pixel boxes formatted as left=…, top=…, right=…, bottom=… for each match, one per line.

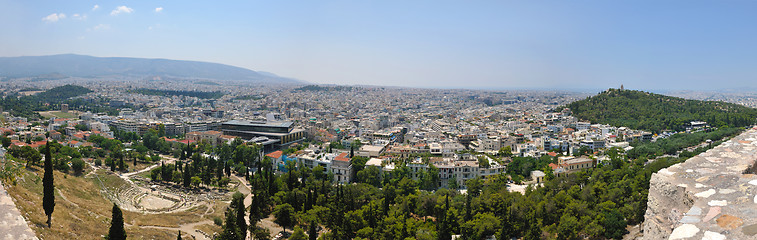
left=0, top=54, right=305, bottom=84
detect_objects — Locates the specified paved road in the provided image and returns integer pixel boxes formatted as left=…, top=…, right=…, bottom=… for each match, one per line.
left=0, top=183, right=38, bottom=240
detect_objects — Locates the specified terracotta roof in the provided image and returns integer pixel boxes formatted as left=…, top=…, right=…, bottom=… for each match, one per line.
left=547, top=152, right=558, bottom=157
left=549, top=163, right=559, bottom=170
left=11, top=140, right=26, bottom=147
left=220, top=135, right=237, bottom=139
left=334, top=152, right=350, bottom=162
left=29, top=141, right=47, bottom=148
left=266, top=151, right=283, bottom=159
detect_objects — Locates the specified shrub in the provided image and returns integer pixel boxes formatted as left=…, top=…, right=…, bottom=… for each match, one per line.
left=71, top=158, right=85, bottom=175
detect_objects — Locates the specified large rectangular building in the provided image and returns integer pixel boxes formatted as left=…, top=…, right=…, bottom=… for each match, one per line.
left=221, top=120, right=305, bottom=149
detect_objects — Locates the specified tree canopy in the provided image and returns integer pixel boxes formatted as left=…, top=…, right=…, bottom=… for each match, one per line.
left=563, top=89, right=757, bottom=133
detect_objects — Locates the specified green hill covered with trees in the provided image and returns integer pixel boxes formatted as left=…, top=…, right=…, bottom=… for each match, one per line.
left=0, top=84, right=117, bottom=119
left=35, top=85, right=93, bottom=103
left=563, top=89, right=757, bottom=133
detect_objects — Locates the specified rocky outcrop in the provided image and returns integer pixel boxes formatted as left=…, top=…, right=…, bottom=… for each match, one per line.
left=643, top=127, right=757, bottom=239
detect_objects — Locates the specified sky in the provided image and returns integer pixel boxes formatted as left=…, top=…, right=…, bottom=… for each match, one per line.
left=1, top=1, right=757, bottom=91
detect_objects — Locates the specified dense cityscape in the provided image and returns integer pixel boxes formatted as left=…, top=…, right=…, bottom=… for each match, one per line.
left=2, top=75, right=755, bottom=239
left=4, top=1, right=757, bottom=240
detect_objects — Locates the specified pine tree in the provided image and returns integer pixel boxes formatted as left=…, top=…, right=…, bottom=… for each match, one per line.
left=107, top=203, right=127, bottom=240
left=177, top=231, right=182, bottom=240
left=43, top=142, right=55, bottom=228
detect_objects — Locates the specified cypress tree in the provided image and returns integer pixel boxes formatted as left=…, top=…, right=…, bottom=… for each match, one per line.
left=118, top=157, right=125, bottom=171
left=249, top=193, right=258, bottom=225
left=305, top=188, right=313, bottom=211
left=183, top=165, right=192, bottom=188
left=465, top=193, right=472, bottom=222
left=161, top=161, right=166, bottom=181
left=43, top=142, right=55, bottom=228
left=234, top=193, right=248, bottom=240
left=225, top=161, right=231, bottom=177
left=177, top=231, right=182, bottom=240
left=499, top=202, right=513, bottom=240
left=107, top=203, right=127, bottom=240
left=308, top=220, right=318, bottom=240
left=218, top=207, right=239, bottom=240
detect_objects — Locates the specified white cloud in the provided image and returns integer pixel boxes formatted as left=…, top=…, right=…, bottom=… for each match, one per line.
left=42, top=13, right=66, bottom=23
left=110, top=6, right=134, bottom=16
left=72, top=13, right=87, bottom=20
left=92, top=5, right=99, bottom=11
left=89, top=24, right=110, bottom=31
left=155, top=7, right=163, bottom=13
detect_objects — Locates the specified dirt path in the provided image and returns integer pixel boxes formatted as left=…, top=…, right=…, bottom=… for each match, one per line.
left=139, top=219, right=214, bottom=240
left=56, top=188, right=77, bottom=207
left=232, top=175, right=255, bottom=239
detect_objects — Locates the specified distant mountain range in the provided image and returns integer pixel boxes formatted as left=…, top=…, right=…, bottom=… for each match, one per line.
left=0, top=54, right=305, bottom=84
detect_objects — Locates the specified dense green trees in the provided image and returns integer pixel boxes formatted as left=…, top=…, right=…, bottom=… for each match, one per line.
left=627, top=127, right=741, bottom=159
left=290, top=227, right=307, bottom=240
left=217, top=193, right=247, bottom=240
left=564, top=89, right=757, bottom=133
left=8, top=145, right=42, bottom=168
left=70, top=158, right=85, bottom=175
left=0, top=85, right=123, bottom=119
left=274, top=203, right=295, bottom=232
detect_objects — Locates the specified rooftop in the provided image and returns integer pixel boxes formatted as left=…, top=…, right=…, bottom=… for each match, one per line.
left=223, top=120, right=293, bottom=128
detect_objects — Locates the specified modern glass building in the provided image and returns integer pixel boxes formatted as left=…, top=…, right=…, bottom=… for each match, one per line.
left=221, top=120, right=305, bottom=148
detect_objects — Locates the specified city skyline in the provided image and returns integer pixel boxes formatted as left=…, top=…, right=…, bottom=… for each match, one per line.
left=2, top=0, right=757, bottom=90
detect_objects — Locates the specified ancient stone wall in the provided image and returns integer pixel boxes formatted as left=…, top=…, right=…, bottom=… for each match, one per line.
left=643, top=127, right=757, bottom=239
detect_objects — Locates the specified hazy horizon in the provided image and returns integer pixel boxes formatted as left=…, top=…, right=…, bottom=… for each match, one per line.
left=2, top=1, right=757, bottom=91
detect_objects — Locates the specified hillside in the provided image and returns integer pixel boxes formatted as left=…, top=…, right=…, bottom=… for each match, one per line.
left=0, top=85, right=105, bottom=119
left=35, top=85, right=93, bottom=102
left=563, top=89, right=757, bottom=133
left=0, top=54, right=304, bottom=84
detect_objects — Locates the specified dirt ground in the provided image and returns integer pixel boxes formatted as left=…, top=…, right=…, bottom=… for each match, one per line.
left=3, top=158, right=230, bottom=240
